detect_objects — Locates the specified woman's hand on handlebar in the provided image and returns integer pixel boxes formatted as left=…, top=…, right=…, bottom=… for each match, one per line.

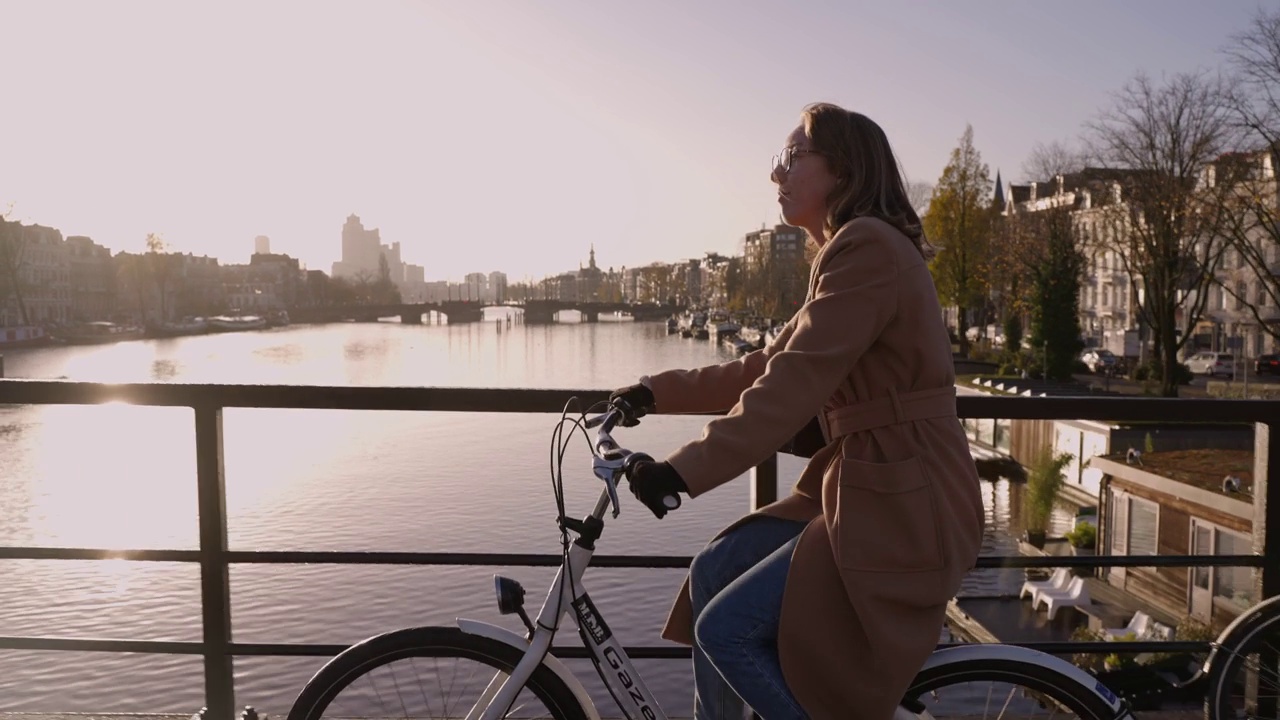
left=626, top=459, right=687, bottom=519
left=608, top=382, right=655, bottom=427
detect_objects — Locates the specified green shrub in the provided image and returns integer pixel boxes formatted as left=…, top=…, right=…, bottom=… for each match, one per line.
left=1105, top=632, right=1140, bottom=669
left=1132, top=359, right=1193, bottom=385
left=1151, top=616, right=1217, bottom=663
left=1024, top=448, right=1071, bottom=533
left=1070, top=626, right=1105, bottom=672
left=1066, top=521, right=1096, bottom=549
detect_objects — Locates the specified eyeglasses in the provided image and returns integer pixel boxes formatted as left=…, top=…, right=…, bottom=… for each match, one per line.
left=772, top=146, right=823, bottom=173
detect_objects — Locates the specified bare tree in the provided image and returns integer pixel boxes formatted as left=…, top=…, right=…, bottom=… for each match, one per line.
left=1021, top=140, right=1084, bottom=183
left=1215, top=7, right=1280, bottom=346
left=144, top=233, right=177, bottom=324
left=906, top=181, right=934, bottom=216
left=115, top=252, right=149, bottom=323
left=1084, top=70, right=1241, bottom=396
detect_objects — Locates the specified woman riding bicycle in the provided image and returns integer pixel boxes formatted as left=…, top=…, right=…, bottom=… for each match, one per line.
left=611, top=102, right=985, bottom=720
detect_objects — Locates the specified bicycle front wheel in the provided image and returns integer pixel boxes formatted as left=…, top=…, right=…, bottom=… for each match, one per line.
left=287, top=626, right=590, bottom=720
left=905, top=657, right=1123, bottom=719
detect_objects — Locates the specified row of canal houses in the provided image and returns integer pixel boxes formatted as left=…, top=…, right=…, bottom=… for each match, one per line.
left=960, top=376, right=1258, bottom=636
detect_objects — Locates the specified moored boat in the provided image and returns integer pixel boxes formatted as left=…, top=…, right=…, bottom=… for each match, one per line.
left=54, top=321, right=146, bottom=345
left=0, top=326, right=56, bottom=348
left=207, top=314, right=268, bottom=332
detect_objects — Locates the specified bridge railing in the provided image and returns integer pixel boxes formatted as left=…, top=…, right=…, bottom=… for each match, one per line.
left=0, top=379, right=1276, bottom=718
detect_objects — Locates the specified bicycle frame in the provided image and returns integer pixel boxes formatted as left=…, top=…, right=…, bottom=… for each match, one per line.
left=470, top=484, right=666, bottom=720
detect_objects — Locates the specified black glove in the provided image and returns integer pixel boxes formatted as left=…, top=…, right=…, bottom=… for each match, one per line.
left=609, top=382, right=655, bottom=427
left=778, top=415, right=827, bottom=458
left=628, top=460, right=688, bottom=519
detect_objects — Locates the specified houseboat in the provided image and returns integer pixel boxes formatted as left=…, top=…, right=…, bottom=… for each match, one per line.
left=207, top=313, right=268, bottom=332
left=0, top=326, right=55, bottom=348
left=149, top=317, right=209, bottom=338
left=53, top=321, right=146, bottom=345
left=1090, top=448, right=1255, bottom=632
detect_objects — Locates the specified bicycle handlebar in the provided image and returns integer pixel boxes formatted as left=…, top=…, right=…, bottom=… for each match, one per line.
left=585, top=407, right=681, bottom=515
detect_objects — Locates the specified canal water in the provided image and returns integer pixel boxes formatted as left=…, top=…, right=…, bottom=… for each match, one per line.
left=0, top=311, right=1065, bottom=714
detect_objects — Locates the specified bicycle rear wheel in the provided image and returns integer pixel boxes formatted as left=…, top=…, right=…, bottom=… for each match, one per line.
left=1207, top=609, right=1280, bottom=719
left=287, top=626, right=590, bottom=720
left=904, top=657, right=1123, bottom=719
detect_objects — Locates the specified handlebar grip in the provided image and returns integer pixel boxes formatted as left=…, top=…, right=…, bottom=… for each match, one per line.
left=622, top=451, right=654, bottom=478
left=622, top=452, right=682, bottom=514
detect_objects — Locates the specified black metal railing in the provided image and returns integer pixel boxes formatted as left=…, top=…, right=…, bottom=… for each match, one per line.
left=0, top=379, right=1276, bottom=718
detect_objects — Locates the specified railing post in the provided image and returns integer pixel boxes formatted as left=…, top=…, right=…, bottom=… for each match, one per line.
left=751, top=454, right=778, bottom=511
left=747, top=452, right=777, bottom=720
left=1253, top=421, right=1280, bottom=720
left=1257, top=422, right=1280, bottom=601
left=195, top=404, right=234, bottom=719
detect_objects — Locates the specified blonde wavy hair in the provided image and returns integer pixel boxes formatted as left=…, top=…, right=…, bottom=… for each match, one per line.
left=801, top=102, right=933, bottom=260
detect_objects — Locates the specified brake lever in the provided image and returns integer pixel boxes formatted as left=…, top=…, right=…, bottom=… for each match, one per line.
left=592, top=456, right=625, bottom=518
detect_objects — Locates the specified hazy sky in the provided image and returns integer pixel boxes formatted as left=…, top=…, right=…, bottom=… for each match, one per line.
left=2, top=0, right=1273, bottom=281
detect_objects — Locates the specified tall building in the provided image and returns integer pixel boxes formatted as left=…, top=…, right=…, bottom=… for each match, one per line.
left=576, top=245, right=604, bottom=302
left=255, top=235, right=271, bottom=255
left=741, top=223, right=806, bottom=314
left=488, top=271, right=508, bottom=303
left=331, top=214, right=422, bottom=300
left=332, top=214, right=384, bottom=279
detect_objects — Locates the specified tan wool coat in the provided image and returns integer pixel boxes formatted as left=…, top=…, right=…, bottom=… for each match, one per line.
left=644, top=216, right=985, bottom=719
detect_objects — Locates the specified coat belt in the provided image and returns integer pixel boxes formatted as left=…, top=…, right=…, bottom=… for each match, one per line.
left=823, top=386, right=957, bottom=439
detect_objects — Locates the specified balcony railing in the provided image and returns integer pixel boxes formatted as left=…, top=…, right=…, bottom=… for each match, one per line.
left=0, top=379, right=1276, bottom=718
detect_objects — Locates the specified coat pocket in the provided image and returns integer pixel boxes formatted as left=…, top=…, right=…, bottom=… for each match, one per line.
left=836, top=456, right=944, bottom=573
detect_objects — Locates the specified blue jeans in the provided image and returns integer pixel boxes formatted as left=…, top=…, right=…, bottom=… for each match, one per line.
left=690, top=516, right=809, bottom=720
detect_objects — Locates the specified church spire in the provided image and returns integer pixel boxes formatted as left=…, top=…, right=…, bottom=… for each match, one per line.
left=589, top=244, right=597, bottom=270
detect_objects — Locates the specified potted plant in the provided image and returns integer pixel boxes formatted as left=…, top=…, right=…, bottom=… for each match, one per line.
left=1023, top=448, right=1070, bottom=548
left=1069, top=626, right=1106, bottom=672
left=1104, top=632, right=1139, bottom=671
left=1066, top=521, right=1097, bottom=556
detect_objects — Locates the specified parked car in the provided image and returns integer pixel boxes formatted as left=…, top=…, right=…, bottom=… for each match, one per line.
left=1257, top=353, right=1280, bottom=375
left=1080, top=348, right=1118, bottom=374
left=1184, top=351, right=1237, bottom=377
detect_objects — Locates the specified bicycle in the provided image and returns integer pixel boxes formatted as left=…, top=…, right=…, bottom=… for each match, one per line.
left=286, top=400, right=1136, bottom=719
left=1202, top=593, right=1280, bottom=718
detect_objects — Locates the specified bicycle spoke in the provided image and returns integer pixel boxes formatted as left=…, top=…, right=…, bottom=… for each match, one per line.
left=917, top=679, right=1098, bottom=718
left=314, top=654, right=560, bottom=719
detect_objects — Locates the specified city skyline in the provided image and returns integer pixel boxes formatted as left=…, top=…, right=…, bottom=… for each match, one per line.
left=2, top=210, right=668, bottom=289
left=1, top=0, right=1269, bottom=278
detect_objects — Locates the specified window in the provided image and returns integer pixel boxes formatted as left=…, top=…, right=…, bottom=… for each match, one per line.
left=1108, top=490, right=1158, bottom=556
left=1215, top=529, right=1255, bottom=609
left=1108, top=488, right=1128, bottom=554
left=1129, top=497, right=1158, bottom=555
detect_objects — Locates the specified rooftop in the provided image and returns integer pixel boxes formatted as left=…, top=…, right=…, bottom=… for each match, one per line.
left=1101, top=448, right=1255, bottom=499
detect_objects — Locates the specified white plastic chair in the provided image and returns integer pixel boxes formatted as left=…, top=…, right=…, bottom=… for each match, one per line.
left=1035, top=577, right=1091, bottom=620
left=1019, top=567, right=1070, bottom=605
left=1102, top=610, right=1152, bottom=641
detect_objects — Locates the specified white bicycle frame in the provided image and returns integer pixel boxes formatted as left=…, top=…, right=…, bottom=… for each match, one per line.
left=465, top=482, right=665, bottom=720
left=452, top=409, right=1133, bottom=720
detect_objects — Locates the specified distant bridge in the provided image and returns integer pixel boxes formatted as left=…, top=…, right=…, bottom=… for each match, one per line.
left=287, top=301, right=685, bottom=325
